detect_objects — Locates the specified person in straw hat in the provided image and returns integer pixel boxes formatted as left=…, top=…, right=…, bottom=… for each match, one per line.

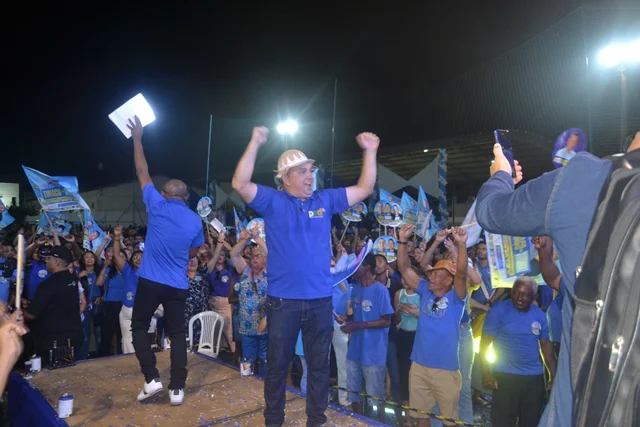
left=232, top=126, right=379, bottom=427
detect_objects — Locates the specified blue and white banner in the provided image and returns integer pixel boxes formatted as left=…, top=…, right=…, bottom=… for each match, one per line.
left=83, top=210, right=107, bottom=253
left=415, top=186, right=431, bottom=236
left=401, top=192, right=418, bottom=226
left=37, top=211, right=73, bottom=236
left=379, top=188, right=401, bottom=205
left=485, top=231, right=532, bottom=288
left=23, top=166, right=90, bottom=212
left=331, top=240, right=373, bottom=286
left=0, top=200, right=15, bottom=230
left=437, top=149, right=448, bottom=227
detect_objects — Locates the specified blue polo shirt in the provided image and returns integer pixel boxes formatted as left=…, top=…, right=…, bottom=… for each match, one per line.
left=484, top=300, right=549, bottom=376
left=248, top=185, right=350, bottom=299
left=26, top=261, right=49, bottom=300
left=411, top=279, right=467, bottom=371
left=121, top=263, right=138, bottom=308
left=137, top=184, right=205, bottom=290
left=347, top=281, right=394, bottom=366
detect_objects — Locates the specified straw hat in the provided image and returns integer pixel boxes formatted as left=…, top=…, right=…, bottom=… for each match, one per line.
left=274, top=149, right=315, bottom=179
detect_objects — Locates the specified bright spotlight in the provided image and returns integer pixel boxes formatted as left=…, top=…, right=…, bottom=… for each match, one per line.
left=423, top=149, right=429, bottom=153
left=276, top=120, right=299, bottom=135
left=598, top=40, right=640, bottom=67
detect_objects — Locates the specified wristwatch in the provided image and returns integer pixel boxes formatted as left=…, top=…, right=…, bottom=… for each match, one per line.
left=398, top=241, right=408, bottom=245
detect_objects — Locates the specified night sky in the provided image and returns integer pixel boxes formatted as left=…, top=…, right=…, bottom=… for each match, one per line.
left=5, top=0, right=597, bottom=192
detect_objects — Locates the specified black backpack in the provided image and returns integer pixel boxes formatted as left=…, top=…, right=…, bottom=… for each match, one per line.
left=571, top=149, right=640, bottom=427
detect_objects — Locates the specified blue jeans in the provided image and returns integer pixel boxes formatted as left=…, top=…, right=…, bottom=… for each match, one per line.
left=78, top=307, right=100, bottom=360
left=241, top=334, right=267, bottom=376
left=264, top=296, right=333, bottom=427
left=347, top=360, right=386, bottom=406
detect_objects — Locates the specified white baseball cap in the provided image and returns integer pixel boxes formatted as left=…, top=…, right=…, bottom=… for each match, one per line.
left=274, top=149, right=315, bottom=179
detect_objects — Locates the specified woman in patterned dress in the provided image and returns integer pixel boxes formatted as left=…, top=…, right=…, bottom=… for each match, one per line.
left=185, top=257, right=210, bottom=348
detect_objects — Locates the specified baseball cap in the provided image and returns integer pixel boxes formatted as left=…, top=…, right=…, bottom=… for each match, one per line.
left=50, top=246, right=73, bottom=264
left=428, top=260, right=456, bottom=276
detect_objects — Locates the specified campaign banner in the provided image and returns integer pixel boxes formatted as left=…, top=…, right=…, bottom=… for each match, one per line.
left=485, top=231, right=532, bottom=288
left=37, top=211, right=73, bottom=236
left=379, top=188, right=401, bottom=205
left=0, top=200, right=15, bottom=230
left=416, top=186, right=431, bottom=235
left=401, top=192, right=418, bottom=226
left=83, top=210, right=107, bottom=253
left=233, top=207, right=247, bottom=237
left=23, top=166, right=90, bottom=212
left=373, top=236, right=398, bottom=263
left=331, top=240, right=373, bottom=286
left=342, top=202, right=368, bottom=223
left=246, top=218, right=265, bottom=242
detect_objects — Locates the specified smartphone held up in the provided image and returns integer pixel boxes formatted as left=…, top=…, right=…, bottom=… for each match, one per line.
left=494, top=129, right=516, bottom=178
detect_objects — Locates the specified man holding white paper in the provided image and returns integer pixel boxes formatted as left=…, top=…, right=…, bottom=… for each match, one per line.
left=127, top=116, right=204, bottom=406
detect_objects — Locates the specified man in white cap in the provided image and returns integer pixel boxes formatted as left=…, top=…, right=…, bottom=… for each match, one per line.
left=232, top=126, right=379, bottom=427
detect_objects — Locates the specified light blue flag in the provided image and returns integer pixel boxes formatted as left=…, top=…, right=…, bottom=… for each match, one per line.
left=37, top=211, right=72, bottom=236
left=233, top=207, right=242, bottom=237
left=416, top=186, right=431, bottom=236
left=23, top=166, right=90, bottom=211
left=379, top=188, right=401, bottom=205
left=83, top=210, right=106, bottom=253
left=401, top=192, right=418, bottom=226
left=331, top=240, right=373, bottom=286
left=0, top=200, right=15, bottom=230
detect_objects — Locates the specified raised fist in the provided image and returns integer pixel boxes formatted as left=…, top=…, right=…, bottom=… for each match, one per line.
left=355, top=132, right=380, bottom=152
left=251, top=127, right=269, bottom=146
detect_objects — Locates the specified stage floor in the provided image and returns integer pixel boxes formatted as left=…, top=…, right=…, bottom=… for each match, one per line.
left=27, top=352, right=380, bottom=427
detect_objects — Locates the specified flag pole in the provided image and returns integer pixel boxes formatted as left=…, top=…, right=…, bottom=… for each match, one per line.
left=206, top=114, right=213, bottom=197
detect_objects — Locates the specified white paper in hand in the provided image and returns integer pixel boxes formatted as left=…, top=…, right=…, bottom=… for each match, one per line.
left=210, top=218, right=225, bottom=234
left=109, top=94, right=156, bottom=138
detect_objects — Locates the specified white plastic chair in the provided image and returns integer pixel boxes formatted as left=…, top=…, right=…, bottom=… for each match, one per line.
left=187, top=311, right=224, bottom=358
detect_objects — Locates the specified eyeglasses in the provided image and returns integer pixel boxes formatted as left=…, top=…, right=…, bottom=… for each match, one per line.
left=250, top=254, right=265, bottom=260
left=431, top=297, right=442, bottom=312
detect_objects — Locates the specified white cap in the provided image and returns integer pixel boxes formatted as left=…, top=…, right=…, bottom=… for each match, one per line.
left=274, top=149, right=315, bottom=179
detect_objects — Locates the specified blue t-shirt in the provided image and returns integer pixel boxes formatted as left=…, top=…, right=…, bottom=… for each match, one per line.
left=347, top=281, right=394, bottom=367
left=248, top=185, right=349, bottom=299
left=483, top=300, right=549, bottom=375
left=0, top=277, right=9, bottom=303
left=332, top=283, right=351, bottom=315
left=208, top=268, right=233, bottom=297
left=137, top=184, right=205, bottom=290
left=411, top=279, right=467, bottom=371
left=26, top=260, right=49, bottom=300
left=547, top=278, right=566, bottom=343
left=538, top=285, right=555, bottom=311
left=104, top=270, right=125, bottom=302
left=121, top=263, right=138, bottom=308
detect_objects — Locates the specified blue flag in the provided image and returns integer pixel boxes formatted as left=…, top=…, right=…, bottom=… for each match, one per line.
left=379, top=188, right=401, bottom=205
left=83, top=210, right=107, bottom=253
left=0, top=200, right=15, bottom=230
left=331, top=240, right=373, bottom=286
left=416, top=186, right=431, bottom=236
left=23, top=166, right=89, bottom=211
left=401, top=192, right=418, bottom=226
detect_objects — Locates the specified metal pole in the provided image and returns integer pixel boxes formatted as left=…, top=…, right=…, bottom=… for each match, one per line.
left=330, top=77, right=338, bottom=188
left=620, top=69, right=628, bottom=148
left=580, top=6, right=594, bottom=153
left=132, top=162, right=135, bottom=225
left=206, top=114, right=213, bottom=197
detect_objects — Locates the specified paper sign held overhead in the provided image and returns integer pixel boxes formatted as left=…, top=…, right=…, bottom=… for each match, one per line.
left=109, top=94, right=156, bottom=138
left=209, top=218, right=225, bottom=234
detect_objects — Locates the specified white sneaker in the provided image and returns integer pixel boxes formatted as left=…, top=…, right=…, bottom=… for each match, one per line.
left=137, top=378, right=163, bottom=401
left=169, top=388, right=184, bottom=405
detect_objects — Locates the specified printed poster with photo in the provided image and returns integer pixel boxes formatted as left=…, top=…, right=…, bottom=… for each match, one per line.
left=83, top=210, right=107, bottom=253
left=197, top=196, right=213, bottom=218
left=37, top=211, right=72, bottom=236
left=373, top=236, right=398, bottom=263
left=416, top=186, right=431, bottom=235
left=552, top=128, right=587, bottom=168
left=373, top=201, right=403, bottom=228
left=342, top=202, right=368, bottom=223
left=246, top=218, right=266, bottom=242
left=485, top=231, right=532, bottom=288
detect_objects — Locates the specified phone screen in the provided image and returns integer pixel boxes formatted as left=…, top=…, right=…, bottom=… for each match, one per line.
left=494, top=129, right=516, bottom=177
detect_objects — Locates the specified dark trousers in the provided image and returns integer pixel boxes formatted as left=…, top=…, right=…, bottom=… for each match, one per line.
left=396, top=328, right=416, bottom=401
left=132, top=278, right=189, bottom=390
left=264, top=296, right=333, bottom=427
left=99, top=301, right=123, bottom=357
left=491, top=372, right=546, bottom=427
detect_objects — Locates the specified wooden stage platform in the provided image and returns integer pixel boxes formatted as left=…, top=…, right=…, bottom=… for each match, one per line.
left=24, top=352, right=382, bottom=427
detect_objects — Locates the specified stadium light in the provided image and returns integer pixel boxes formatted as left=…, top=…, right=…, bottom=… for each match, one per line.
left=276, top=120, right=299, bottom=135
left=597, top=39, right=640, bottom=68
